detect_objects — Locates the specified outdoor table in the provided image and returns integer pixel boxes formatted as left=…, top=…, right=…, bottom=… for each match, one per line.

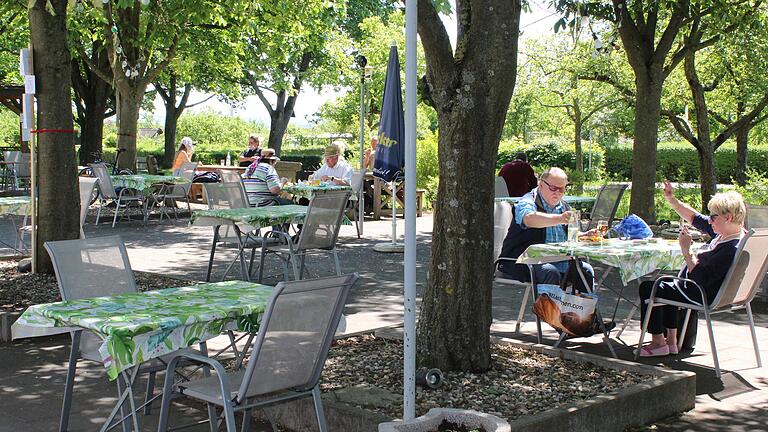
left=110, top=174, right=189, bottom=196
left=0, top=195, right=30, bottom=216
left=281, top=183, right=353, bottom=201
left=495, top=195, right=596, bottom=207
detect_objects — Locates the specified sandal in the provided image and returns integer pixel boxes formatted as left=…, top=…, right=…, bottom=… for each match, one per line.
left=667, top=343, right=679, bottom=355
left=639, top=344, right=670, bottom=357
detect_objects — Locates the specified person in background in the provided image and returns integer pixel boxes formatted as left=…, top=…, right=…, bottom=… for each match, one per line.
left=241, top=148, right=291, bottom=207
left=637, top=182, right=746, bottom=357
left=314, top=141, right=352, bottom=186
left=239, top=134, right=262, bottom=167
left=364, top=136, right=378, bottom=170
left=498, top=168, right=595, bottom=292
left=172, top=137, right=194, bottom=171
left=498, top=152, right=537, bottom=197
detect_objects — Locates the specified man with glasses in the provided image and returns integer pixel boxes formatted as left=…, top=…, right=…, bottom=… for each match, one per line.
left=497, top=167, right=595, bottom=291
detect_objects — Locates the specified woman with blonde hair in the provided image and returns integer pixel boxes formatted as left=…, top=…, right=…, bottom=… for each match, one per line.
left=637, top=182, right=746, bottom=357
left=172, top=136, right=194, bottom=171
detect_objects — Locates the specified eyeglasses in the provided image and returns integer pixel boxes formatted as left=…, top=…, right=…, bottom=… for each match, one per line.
left=541, top=178, right=569, bottom=193
left=710, top=214, right=721, bottom=221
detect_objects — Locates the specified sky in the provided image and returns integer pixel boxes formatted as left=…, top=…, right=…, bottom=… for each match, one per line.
left=152, top=1, right=560, bottom=128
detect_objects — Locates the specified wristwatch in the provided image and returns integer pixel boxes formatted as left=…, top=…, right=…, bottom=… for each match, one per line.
left=330, top=176, right=335, bottom=181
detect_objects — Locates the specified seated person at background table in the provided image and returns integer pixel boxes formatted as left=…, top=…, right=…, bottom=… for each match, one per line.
left=497, top=167, right=595, bottom=292
left=313, top=141, right=352, bottom=186
left=172, top=136, right=194, bottom=171
left=242, top=148, right=292, bottom=207
left=498, top=152, right=537, bottom=197
left=637, top=182, right=746, bottom=357
left=363, top=136, right=378, bottom=171
left=239, top=134, right=262, bottom=167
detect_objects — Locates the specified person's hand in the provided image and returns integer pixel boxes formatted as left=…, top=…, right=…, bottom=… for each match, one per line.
left=678, top=224, right=692, bottom=252
left=320, top=175, right=330, bottom=182
left=663, top=179, right=675, bottom=202
left=558, top=211, right=573, bottom=225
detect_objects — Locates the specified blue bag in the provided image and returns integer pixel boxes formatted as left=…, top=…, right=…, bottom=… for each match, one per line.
left=613, top=214, right=653, bottom=239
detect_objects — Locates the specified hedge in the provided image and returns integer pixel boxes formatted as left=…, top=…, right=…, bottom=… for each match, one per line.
left=603, top=144, right=768, bottom=183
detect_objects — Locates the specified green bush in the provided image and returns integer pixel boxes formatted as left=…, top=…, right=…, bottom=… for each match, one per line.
left=496, top=137, right=605, bottom=181
left=734, top=169, right=768, bottom=205
left=604, top=142, right=768, bottom=183
left=0, top=109, right=20, bottom=148
left=416, top=131, right=440, bottom=208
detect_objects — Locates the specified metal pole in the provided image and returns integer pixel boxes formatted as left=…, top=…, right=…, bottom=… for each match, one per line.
left=391, top=180, right=397, bottom=244
left=359, top=69, right=366, bottom=236
left=403, top=0, right=417, bottom=420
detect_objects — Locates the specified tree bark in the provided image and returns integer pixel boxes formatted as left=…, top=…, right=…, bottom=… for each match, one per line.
left=115, top=89, right=143, bottom=171
left=629, top=75, right=663, bottom=222
left=29, top=0, right=79, bottom=273
left=416, top=0, right=522, bottom=371
left=267, top=107, right=291, bottom=154
left=72, top=42, right=113, bottom=166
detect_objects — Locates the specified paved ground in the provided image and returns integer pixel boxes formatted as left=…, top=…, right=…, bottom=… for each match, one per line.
left=1, top=206, right=767, bottom=431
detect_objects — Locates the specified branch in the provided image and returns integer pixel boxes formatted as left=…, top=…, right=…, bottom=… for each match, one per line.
left=250, top=75, right=275, bottom=117
left=582, top=99, right=623, bottom=123
left=662, top=109, right=699, bottom=149
left=184, top=93, right=214, bottom=109
left=75, top=46, right=113, bottom=86
left=712, top=93, right=768, bottom=149
left=417, top=0, right=456, bottom=94
left=578, top=73, right=635, bottom=100
left=143, top=35, right=179, bottom=85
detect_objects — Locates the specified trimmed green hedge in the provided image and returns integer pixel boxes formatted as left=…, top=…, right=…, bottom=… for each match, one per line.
left=603, top=143, right=768, bottom=182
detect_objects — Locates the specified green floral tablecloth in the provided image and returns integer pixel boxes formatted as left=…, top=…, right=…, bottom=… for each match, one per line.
left=495, top=195, right=596, bottom=206
left=191, top=205, right=351, bottom=228
left=0, top=196, right=30, bottom=216
left=110, top=174, right=189, bottom=195
left=282, top=184, right=353, bottom=200
left=518, top=238, right=698, bottom=285
left=12, top=281, right=272, bottom=380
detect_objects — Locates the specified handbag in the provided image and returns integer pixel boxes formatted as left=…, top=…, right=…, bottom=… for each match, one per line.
left=532, top=259, right=600, bottom=337
left=613, top=214, right=653, bottom=239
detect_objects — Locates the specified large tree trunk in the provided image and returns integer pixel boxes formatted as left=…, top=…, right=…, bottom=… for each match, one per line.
left=629, top=76, right=663, bottom=222
left=268, top=110, right=291, bottom=155
left=115, top=89, right=143, bottom=171
left=29, top=0, right=79, bottom=273
left=697, top=148, right=717, bottom=210
left=416, top=0, right=522, bottom=371
left=735, top=102, right=748, bottom=186
left=163, top=111, right=178, bottom=167
left=79, top=87, right=109, bottom=165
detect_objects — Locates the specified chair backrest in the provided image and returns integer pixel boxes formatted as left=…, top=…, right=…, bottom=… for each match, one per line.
left=745, top=204, right=768, bottom=230
left=237, top=274, right=358, bottom=400
left=218, top=169, right=243, bottom=183
left=493, top=201, right=514, bottom=260
left=90, top=163, right=118, bottom=199
left=203, top=181, right=248, bottom=210
left=710, top=228, right=768, bottom=310
left=136, top=156, right=148, bottom=172
left=4, top=150, right=21, bottom=163
left=16, top=153, right=31, bottom=176
left=78, top=177, right=98, bottom=238
left=585, top=183, right=627, bottom=230
left=350, top=169, right=366, bottom=194
left=43, top=235, right=137, bottom=301
left=174, top=162, right=198, bottom=180
left=297, top=189, right=351, bottom=251
left=494, top=176, right=510, bottom=198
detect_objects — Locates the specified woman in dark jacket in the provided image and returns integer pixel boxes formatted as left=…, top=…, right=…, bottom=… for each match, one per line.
left=638, top=181, right=746, bottom=357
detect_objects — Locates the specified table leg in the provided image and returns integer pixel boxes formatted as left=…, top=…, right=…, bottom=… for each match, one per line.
left=59, top=330, right=81, bottom=432
left=205, top=226, right=220, bottom=282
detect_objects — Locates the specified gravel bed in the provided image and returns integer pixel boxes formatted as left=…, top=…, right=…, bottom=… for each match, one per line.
left=321, top=335, right=652, bottom=422
left=0, top=259, right=195, bottom=312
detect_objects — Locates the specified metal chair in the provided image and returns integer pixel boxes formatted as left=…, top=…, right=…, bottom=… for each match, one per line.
left=494, top=176, right=510, bottom=197
left=157, top=273, right=359, bottom=432
left=348, top=169, right=366, bottom=238
left=1, top=150, right=21, bottom=190
left=746, top=204, right=768, bottom=230
left=44, top=236, right=203, bottom=432
left=91, top=163, right=144, bottom=228
left=635, top=228, right=768, bottom=377
left=154, top=161, right=197, bottom=220
left=218, top=168, right=243, bottom=183
left=582, top=183, right=627, bottom=231
left=492, top=200, right=535, bottom=334
left=258, top=189, right=351, bottom=282
left=78, top=177, right=98, bottom=238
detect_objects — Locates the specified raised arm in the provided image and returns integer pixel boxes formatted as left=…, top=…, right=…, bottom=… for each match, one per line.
left=663, top=180, right=698, bottom=223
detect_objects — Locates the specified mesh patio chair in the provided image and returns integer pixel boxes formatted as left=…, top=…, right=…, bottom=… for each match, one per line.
left=582, top=183, right=627, bottom=231
left=218, top=168, right=243, bottom=183
left=746, top=204, right=768, bottom=230
left=635, top=228, right=768, bottom=378
left=1, top=150, right=22, bottom=191
left=494, top=176, right=510, bottom=197
left=492, top=200, right=535, bottom=334
left=258, top=189, right=351, bottom=282
left=153, top=161, right=197, bottom=221
left=157, top=273, right=359, bottom=432
left=44, top=236, right=204, bottom=431
left=347, top=169, right=366, bottom=238
left=91, top=163, right=144, bottom=228
left=79, top=177, right=98, bottom=238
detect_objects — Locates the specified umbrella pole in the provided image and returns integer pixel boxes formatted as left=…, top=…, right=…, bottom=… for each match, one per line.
left=391, top=180, right=397, bottom=244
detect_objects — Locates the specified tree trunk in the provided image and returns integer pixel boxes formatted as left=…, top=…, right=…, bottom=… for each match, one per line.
left=79, top=88, right=108, bottom=165
left=697, top=148, right=717, bottom=210
left=163, top=111, right=178, bottom=167
left=573, top=102, right=584, bottom=194
left=416, top=0, right=522, bottom=371
left=735, top=102, right=748, bottom=186
left=29, top=0, right=79, bottom=273
left=629, top=76, right=663, bottom=223
left=115, top=90, right=143, bottom=171
left=268, top=110, right=291, bottom=155
left=73, top=43, right=112, bottom=166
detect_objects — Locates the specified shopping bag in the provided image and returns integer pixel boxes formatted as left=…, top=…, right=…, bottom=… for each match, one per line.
left=533, top=284, right=599, bottom=337
left=613, top=214, right=653, bottom=239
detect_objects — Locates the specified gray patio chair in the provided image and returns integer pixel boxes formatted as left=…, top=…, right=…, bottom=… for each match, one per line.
left=492, top=200, right=536, bottom=335
left=157, top=273, right=359, bottom=432
left=258, top=189, right=351, bottom=282
left=91, top=163, right=144, bottom=228
left=44, top=235, right=206, bottom=431
left=494, top=176, right=510, bottom=197
left=581, top=183, right=627, bottom=231
left=218, top=168, right=243, bottom=183
left=1, top=150, right=20, bottom=190
left=153, top=161, right=197, bottom=221
left=203, top=182, right=265, bottom=281
left=635, top=228, right=768, bottom=378
left=745, top=204, right=768, bottom=230
left=79, top=176, right=98, bottom=238
left=347, top=168, right=366, bottom=238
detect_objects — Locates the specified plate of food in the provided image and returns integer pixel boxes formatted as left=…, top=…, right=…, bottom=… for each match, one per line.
left=578, top=235, right=603, bottom=244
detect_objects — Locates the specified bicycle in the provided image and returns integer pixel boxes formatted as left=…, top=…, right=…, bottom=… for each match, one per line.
left=78, top=148, right=134, bottom=205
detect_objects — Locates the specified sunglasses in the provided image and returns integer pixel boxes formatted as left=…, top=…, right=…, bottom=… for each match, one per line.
left=710, top=214, right=721, bottom=221
left=541, top=178, right=569, bottom=194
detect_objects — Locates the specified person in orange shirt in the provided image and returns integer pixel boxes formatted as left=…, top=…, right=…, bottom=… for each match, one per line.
left=172, top=137, right=194, bottom=171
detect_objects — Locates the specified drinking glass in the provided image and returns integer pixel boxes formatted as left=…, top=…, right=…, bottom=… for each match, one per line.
left=597, top=220, right=609, bottom=245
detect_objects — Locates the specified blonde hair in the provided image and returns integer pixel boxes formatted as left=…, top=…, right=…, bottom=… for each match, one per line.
left=708, top=191, right=746, bottom=225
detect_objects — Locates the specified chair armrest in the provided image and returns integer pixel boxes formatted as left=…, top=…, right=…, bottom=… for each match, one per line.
left=649, top=275, right=709, bottom=308
left=163, top=352, right=234, bottom=401
left=493, top=256, right=518, bottom=267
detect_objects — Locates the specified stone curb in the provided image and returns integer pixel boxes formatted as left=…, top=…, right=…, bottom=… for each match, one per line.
left=250, top=334, right=695, bottom=432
